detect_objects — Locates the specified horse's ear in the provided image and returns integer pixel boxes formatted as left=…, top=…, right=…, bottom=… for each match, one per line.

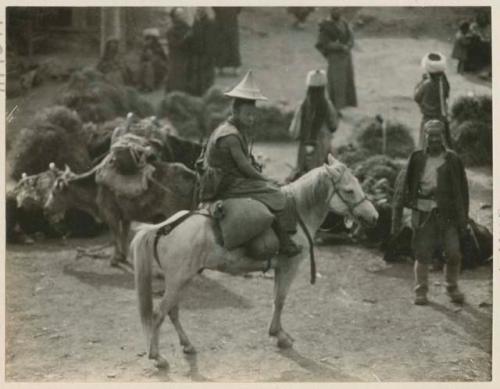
left=327, top=154, right=337, bottom=165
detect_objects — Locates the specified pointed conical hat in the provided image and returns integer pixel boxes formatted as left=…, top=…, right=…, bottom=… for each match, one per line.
left=224, top=70, right=268, bottom=101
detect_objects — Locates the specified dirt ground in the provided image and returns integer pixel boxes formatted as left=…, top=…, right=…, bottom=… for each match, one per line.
left=4, top=7, right=493, bottom=382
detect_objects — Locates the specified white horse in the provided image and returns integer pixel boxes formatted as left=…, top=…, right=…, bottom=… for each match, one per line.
left=130, top=154, right=378, bottom=369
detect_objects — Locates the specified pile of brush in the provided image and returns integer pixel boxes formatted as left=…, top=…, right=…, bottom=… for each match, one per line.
left=450, top=94, right=492, bottom=166
left=57, top=68, right=154, bottom=123
left=158, top=87, right=294, bottom=140
left=10, top=106, right=93, bottom=180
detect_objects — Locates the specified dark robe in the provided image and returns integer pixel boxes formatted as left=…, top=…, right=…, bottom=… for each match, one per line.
left=139, top=38, right=168, bottom=91
left=166, top=20, right=192, bottom=93
left=212, top=7, right=242, bottom=68
left=188, top=14, right=216, bottom=96
left=316, top=18, right=357, bottom=109
left=200, top=120, right=285, bottom=211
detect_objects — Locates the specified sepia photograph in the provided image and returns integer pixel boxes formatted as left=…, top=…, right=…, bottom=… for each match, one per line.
left=2, top=2, right=495, bottom=383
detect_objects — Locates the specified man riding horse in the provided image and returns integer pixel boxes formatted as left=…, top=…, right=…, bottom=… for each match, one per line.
left=198, top=70, right=301, bottom=257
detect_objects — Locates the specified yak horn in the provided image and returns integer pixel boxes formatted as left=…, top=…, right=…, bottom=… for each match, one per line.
left=22, top=172, right=27, bottom=179
left=49, top=162, right=56, bottom=171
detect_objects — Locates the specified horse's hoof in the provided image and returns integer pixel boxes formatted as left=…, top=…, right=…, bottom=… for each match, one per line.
left=154, top=356, right=169, bottom=369
left=268, top=328, right=279, bottom=337
left=110, top=260, right=120, bottom=268
left=277, top=334, right=294, bottom=349
left=183, top=344, right=196, bottom=354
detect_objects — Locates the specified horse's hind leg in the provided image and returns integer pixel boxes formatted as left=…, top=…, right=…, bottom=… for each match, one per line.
left=169, top=304, right=196, bottom=354
left=149, top=275, right=195, bottom=369
left=269, top=257, right=301, bottom=349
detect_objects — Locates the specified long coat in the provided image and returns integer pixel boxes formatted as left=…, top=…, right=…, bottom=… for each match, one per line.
left=166, top=21, right=192, bottom=93
left=289, top=94, right=339, bottom=175
left=212, top=7, right=242, bottom=68
left=315, top=18, right=357, bottom=109
left=188, top=13, right=216, bottom=96
left=403, top=149, right=469, bottom=230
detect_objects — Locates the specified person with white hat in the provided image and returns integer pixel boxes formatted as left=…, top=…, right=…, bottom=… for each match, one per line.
left=401, top=119, right=469, bottom=305
left=139, top=28, right=167, bottom=92
left=414, top=52, right=452, bottom=148
left=198, top=70, right=301, bottom=257
left=288, top=69, right=339, bottom=180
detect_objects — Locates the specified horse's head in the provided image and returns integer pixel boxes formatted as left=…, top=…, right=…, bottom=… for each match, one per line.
left=324, top=154, right=378, bottom=227
left=44, top=163, right=75, bottom=223
left=15, top=169, right=58, bottom=211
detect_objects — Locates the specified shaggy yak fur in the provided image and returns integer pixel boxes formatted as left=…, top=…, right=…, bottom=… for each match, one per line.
left=7, top=169, right=102, bottom=243
left=44, top=161, right=198, bottom=266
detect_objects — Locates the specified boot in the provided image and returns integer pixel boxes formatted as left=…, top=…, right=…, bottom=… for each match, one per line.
left=445, top=262, right=464, bottom=304
left=414, top=260, right=429, bottom=305
left=272, top=217, right=302, bottom=258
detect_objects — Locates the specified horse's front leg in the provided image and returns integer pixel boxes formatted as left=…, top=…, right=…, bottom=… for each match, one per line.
left=269, top=255, right=301, bottom=349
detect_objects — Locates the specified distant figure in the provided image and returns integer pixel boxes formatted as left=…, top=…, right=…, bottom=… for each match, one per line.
left=468, top=10, right=491, bottom=73
left=139, top=28, right=168, bottom=92
left=315, top=7, right=357, bottom=111
left=414, top=52, right=451, bottom=148
left=96, top=37, right=133, bottom=85
left=287, top=7, right=315, bottom=29
left=451, top=21, right=472, bottom=74
left=212, top=7, right=242, bottom=76
left=166, top=7, right=192, bottom=93
left=188, top=8, right=216, bottom=96
left=288, top=70, right=338, bottom=180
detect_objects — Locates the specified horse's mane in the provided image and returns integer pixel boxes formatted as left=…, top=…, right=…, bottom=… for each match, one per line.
left=284, top=166, right=331, bottom=210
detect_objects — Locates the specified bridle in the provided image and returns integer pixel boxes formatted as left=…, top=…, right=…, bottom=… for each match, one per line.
left=325, top=166, right=369, bottom=215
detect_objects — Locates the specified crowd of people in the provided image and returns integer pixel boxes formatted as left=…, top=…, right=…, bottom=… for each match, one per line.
left=96, top=6, right=243, bottom=96
left=55, top=7, right=496, bottom=306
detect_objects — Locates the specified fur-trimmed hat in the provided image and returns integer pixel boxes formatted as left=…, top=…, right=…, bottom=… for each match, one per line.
left=306, top=69, right=327, bottom=87
left=421, top=52, right=447, bottom=73
left=224, top=70, right=268, bottom=101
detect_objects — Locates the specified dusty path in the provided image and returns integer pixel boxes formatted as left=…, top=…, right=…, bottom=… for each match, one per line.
left=5, top=7, right=493, bottom=382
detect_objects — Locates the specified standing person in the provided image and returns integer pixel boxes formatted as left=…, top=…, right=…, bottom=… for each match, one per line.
left=451, top=21, right=472, bottom=74
left=198, top=70, right=301, bottom=257
left=402, top=120, right=469, bottom=305
left=288, top=69, right=339, bottom=180
left=212, top=7, right=242, bottom=76
left=96, top=37, right=134, bottom=85
left=414, top=52, right=451, bottom=148
left=315, top=7, right=357, bottom=111
left=165, top=7, right=192, bottom=93
left=469, top=10, right=491, bottom=73
left=139, top=28, right=168, bottom=92
left=188, top=8, right=216, bottom=96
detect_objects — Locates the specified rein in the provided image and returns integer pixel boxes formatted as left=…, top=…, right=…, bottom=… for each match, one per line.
left=326, top=167, right=369, bottom=216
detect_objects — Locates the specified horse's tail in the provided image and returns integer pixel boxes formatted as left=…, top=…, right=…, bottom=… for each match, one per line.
left=130, top=222, right=160, bottom=346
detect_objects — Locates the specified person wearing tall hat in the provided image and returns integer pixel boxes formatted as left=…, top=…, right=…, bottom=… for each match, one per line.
left=288, top=69, right=339, bottom=180
left=315, top=7, right=357, bottom=111
left=198, top=70, right=301, bottom=257
left=414, top=52, right=451, bottom=148
left=401, top=119, right=469, bottom=305
left=139, top=28, right=168, bottom=92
